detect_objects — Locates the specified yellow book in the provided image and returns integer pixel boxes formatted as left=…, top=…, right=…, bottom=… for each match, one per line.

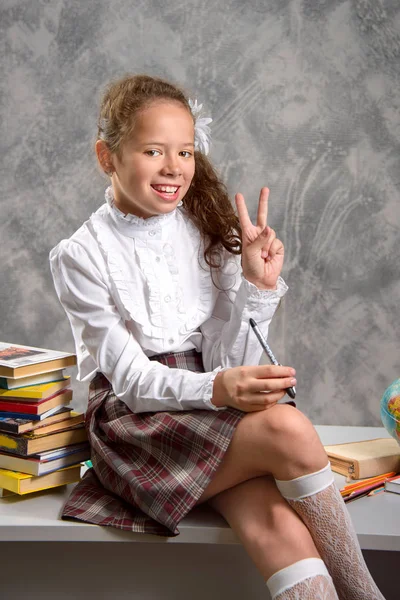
left=324, top=438, right=400, bottom=479
left=0, top=425, right=88, bottom=456
left=0, top=369, right=66, bottom=390
left=0, top=464, right=81, bottom=494
left=0, top=377, right=70, bottom=401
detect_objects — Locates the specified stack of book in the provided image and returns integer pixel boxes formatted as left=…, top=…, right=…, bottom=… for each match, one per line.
left=0, top=342, right=90, bottom=495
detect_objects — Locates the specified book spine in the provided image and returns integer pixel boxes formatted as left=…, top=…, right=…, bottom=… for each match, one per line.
left=0, top=422, right=20, bottom=434
left=0, top=454, right=40, bottom=476
left=0, top=471, right=22, bottom=493
left=0, top=387, right=70, bottom=407
left=0, top=433, right=27, bottom=455
left=0, top=401, right=40, bottom=414
left=0, top=378, right=69, bottom=400
left=0, top=411, right=45, bottom=421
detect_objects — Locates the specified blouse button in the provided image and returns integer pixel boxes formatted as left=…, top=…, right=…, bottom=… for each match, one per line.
left=149, top=230, right=156, bottom=236
left=155, top=256, right=161, bottom=262
left=168, top=338, right=174, bottom=345
left=164, top=295, right=171, bottom=303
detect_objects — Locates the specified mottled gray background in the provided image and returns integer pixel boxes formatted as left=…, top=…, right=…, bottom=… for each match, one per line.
left=1, top=0, right=399, bottom=425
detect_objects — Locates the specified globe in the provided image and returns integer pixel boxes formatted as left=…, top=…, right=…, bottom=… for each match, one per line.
left=380, top=378, right=400, bottom=445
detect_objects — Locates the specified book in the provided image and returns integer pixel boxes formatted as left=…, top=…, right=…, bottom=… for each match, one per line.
left=324, top=438, right=400, bottom=479
left=0, top=464, right=81, bottom=494
left=0, top=407, right=73, bottom=435
left=0, top=405, right=69, bottom=421
left=34, top=444, right=87, bottom=461
left=0, top=389, right=72, bottom=416
left=0, top=426, right=88, bottom=456
left=0, top=443, right=90, bottom=476
left=29, top=412, right=84, bottom=436
left=384, top=474, right=400, bottom=495
left=0, top=377, right=70, bottom=400
left=0, top=369, right=65, bottom=390
left=0, top=342, right=76, bottom=379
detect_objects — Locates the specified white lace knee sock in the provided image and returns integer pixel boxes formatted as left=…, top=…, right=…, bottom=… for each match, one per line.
left=275, top=463, right=385, bottom=600
left=266, top=558, right=338, bottom=599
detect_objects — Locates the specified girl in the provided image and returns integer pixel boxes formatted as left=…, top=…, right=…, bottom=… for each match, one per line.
left=49, top=74, right=384, bottom=600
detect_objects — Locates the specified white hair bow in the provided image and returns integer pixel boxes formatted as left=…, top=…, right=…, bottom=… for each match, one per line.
left=189, top=98, right=212, bottom=156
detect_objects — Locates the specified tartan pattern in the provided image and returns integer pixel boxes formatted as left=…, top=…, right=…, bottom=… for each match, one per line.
left=62, top=349, right=244, bottom=536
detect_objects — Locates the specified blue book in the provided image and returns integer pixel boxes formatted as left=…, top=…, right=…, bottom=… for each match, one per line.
left=0, top=405, right=63, bottom=421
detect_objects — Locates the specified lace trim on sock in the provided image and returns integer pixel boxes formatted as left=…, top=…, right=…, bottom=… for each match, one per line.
left=274, top=575, right=339, bottom=600
left=267, top=558, right=331, bottom=597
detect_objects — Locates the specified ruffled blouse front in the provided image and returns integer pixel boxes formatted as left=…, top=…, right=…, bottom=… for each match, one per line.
left=49, top=187, right=288, bottom=413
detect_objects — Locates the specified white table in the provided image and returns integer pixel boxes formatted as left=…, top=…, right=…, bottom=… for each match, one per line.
left=0, top=426, right=398, bottom=600
left=0, top=425, right=398, bottom=550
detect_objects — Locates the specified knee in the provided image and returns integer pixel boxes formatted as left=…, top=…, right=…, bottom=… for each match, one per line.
left=261, top=404, right=313, bottom=437
left=258, top=405, right=324, bottom=459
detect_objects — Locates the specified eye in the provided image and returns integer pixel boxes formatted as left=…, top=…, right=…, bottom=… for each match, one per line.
left=145, top=150, right=161, bottom=157
left=180, top=151, right=192, bottom=158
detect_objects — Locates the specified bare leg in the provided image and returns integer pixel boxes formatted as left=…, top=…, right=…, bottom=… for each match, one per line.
left=208, top=475, right=338, bottom=599
left=208, top=475, right=320, bottom=580
left=198, top=404, right=327, bottom=503
left=197, top=405, right=384, bottom=599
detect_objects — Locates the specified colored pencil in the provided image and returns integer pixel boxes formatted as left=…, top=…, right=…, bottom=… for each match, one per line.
left=343, top=473, right=400, bottom=502
left=340, top=471, right=397, bottom=497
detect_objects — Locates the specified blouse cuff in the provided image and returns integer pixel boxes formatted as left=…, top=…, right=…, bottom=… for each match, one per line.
left=241, top=275, right=288, bottom=299
left=202, top=366, right=227, bottom=411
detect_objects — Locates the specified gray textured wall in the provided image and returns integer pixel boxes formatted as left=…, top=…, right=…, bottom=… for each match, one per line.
left=1, top=0, right=399, bottom=425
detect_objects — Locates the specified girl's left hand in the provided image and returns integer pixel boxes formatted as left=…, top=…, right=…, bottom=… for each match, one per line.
left=235, top=187, right=284, bottom=290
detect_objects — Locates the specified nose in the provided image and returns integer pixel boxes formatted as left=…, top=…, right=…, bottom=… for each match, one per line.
left=160, top=154, right=181, bottom=177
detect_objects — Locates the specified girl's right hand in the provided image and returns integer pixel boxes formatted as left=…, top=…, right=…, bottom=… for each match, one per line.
left=211, top=365, right=297, bottom=412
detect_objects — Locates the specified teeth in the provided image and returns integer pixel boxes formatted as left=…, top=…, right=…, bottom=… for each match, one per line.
left=153, top=186, right=178, bottom=193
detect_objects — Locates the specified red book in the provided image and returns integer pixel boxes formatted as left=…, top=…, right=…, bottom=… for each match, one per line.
left=0, top=389, right=72, bottom=416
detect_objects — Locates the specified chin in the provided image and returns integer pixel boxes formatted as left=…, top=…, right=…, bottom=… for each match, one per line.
left=154, top=199, right=182, bottom=214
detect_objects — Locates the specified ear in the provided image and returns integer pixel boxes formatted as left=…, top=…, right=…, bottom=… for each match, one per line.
left=95, top=140, right=114, bottom=175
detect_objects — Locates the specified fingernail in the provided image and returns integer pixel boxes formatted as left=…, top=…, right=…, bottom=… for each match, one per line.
left=290, top=378, right=297, bottom=385
left=290, top=368, right=296, bottom=375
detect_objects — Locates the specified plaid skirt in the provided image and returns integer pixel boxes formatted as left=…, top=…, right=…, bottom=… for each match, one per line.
left=61, top=350, right=244, bottom=536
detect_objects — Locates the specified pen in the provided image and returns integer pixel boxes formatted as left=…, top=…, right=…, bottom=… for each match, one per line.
left=249, top=318, right=296, bottom=400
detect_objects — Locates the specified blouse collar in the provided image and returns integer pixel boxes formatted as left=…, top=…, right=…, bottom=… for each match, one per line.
left=105, top=186, right=181, bottom=232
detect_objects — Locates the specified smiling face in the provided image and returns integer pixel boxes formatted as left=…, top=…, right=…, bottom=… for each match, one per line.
left=107, top=101, right=195, bottom=219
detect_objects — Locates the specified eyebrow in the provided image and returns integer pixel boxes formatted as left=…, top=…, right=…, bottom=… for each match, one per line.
left=143, top=142, right=195, bottom=147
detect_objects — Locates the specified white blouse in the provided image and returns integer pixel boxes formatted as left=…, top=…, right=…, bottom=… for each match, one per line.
left=49, top=187, right=288, bottom=413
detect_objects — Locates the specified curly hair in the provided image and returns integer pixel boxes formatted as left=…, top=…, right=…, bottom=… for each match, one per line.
left=97, top=74, right=242, bottom=268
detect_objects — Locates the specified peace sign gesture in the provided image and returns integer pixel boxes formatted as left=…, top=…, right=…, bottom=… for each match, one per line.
left=235, top=187, right=284, bottom=290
